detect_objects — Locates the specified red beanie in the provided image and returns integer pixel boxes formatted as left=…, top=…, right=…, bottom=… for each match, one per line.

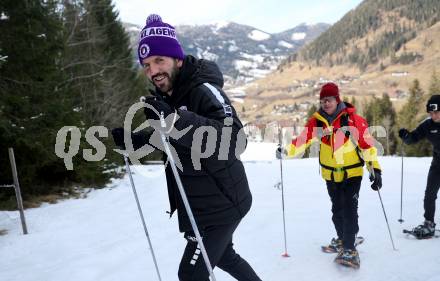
left=320, top=82, right=341, bottom=103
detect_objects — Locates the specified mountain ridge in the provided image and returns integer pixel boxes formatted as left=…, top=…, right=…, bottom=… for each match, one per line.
left=241, top=0, right=440, bottom=124
left=122, top=21, right=329, bottom=87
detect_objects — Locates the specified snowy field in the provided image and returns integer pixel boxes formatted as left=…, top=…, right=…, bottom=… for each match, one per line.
left=1, top=142, right=440, bottom=281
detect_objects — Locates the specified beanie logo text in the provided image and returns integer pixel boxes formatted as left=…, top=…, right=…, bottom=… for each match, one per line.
left=137, top=14, right=185, bottom=64
left=140, top=27, right=176, bottom=40
left=139, top=43, right=150, bottom=59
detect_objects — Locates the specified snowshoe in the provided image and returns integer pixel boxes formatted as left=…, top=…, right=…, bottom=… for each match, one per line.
left=404, top=221, right=437, bottom=239
left=321, top=236, right=364, bottom=253
left=321, top=238, right=342, bottom=253
left=334, top=249, right=360, bottom=269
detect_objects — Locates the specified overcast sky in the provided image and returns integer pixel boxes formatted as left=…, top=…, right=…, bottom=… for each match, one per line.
left=113, top=0, right=364, bottom=34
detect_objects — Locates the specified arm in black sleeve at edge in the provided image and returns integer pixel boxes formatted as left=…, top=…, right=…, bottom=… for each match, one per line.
left=402, top=119, right=429, bottom=145
left=111, top=128, right=153, bottom=150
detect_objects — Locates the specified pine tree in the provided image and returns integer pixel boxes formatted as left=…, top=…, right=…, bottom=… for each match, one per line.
left=0, top=0, right=81, bottom=207
left=350, top=96, right=357, bottom=108
left=363, top=94, right=397, bottom=155
left=378, top=94, right=397, bottom=155
left=62, top=0, right=148, bottom=128
left=398, top=79, right=431, bottom=156
left=61, top=0, right=157, bottom=173
left=428, top=70, right=440, bottom=96
left=307, top=104, right=318, bottom=119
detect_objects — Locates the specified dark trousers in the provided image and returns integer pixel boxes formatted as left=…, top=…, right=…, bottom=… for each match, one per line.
left=326, top=177, right=362, bottom=250
left=178, top=220, right=262, bottom=281
left=424, top=161, right=440, bottom=222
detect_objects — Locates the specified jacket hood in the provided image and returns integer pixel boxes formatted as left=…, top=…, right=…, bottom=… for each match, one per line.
left=171, top=55, right=224, bottom=104
left=342, top=102, right=356, bottom=114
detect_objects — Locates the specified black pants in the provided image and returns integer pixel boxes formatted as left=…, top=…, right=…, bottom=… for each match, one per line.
left=424, top=161, right=440, bottom=222
left=178, top=220, right=262, bottom=281
left=326, top=177, right=362, bottom=250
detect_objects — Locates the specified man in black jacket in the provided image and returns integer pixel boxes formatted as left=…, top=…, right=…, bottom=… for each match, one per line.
left=112, top=14, right=261, bottom=281
left=399, top=94, right=440, bottom=238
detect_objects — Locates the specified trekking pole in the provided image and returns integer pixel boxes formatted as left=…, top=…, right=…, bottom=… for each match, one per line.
left=398, top=144, right=404, bottom=223
left=158, top=112, right=217, bottom=281
left=123, top=153, right=162, bottom=281
left=370, top=168, right=397, bottom=251
left=277, top=124, right=290, bottom=258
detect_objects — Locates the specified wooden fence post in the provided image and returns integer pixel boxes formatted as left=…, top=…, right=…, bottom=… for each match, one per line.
left=8, top=148, right=28, bottom=235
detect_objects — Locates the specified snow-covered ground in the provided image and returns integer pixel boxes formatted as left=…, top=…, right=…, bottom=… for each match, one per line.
left=1, top=142, right=440, bottom=281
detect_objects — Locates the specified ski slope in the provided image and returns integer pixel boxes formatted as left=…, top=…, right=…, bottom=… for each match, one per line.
left=1, top=142, right=439, bottom=281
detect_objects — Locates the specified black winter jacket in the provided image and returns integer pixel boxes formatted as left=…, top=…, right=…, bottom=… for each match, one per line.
left=139, top=56, right=252, bottom=232
left=403, top=118, right=440, bottom=161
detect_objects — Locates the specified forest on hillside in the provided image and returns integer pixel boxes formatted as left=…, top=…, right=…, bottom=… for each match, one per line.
left=281, top=0, right=439, bottom=70
left=0, top=0, right=153, bottom=209
left=1, top=0, right=439, bottom=209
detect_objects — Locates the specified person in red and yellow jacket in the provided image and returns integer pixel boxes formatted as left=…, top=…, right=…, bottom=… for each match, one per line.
left=277, top=82, right=382, bottom=268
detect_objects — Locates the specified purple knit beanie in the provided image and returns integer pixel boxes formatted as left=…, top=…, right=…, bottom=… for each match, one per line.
left=137, top=14, right=185, bottom=65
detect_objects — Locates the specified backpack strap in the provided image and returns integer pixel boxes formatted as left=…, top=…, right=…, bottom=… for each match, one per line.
left=341, top=113, right=365, bottom=167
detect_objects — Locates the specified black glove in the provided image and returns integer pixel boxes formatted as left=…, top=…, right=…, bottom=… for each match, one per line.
left=398, top=128, right=409, bottom=140
left=143, top=96, right=174, bottom=121
left=111, top=127, right=126, bottom=149
left=369, top=168, right=382, bottom=191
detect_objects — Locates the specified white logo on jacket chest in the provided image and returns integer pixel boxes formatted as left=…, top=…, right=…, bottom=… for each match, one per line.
left=430, top=129, right=438, bottom=133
